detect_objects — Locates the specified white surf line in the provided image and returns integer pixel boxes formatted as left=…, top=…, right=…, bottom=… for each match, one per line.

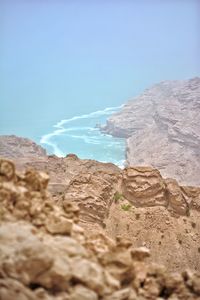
left=40, top=127, right=66, bottom=157
left=40, top=105, right=124, bottom=155
left=68, top=134, right=102, bottom=144
left=61, top=126, right=96, bottom=132
left=54, top=104, right=124, bottom=129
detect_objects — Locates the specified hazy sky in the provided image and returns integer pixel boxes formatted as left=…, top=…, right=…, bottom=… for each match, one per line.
left=0, top=0, right=199, bottom=138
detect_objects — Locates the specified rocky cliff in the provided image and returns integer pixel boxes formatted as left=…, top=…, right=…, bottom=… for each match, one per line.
left=0, top=158, right=200, bottom=300
left=0, top=135, right=47, bottom=159
left=101, top=77, right=200, bottom=186
left=1, top=135, right=200, bottom=274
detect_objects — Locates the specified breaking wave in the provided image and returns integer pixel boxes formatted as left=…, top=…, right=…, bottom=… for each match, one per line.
left=40, top=105, right=125, bottom=166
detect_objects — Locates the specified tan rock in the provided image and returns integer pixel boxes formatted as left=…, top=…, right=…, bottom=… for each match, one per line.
left=166, top=178, right=189, bottom=215
left=183, top=270, right=200, bottom=295
left=1, top=155, right=200, bottom=274
left=0, top=278, right=36, bottom=300
left=70, top=285, right=98, bottom=300
left=36, top=256, right=71, bottom=291
left=64, top=171, right=119, bottom=226
left=104, top=287, right=131, bottom=300
left=122, top=167, right=167, bottom=207
left=0, top=159, right=15, bottom=181
left=63, top=201, right=80, bottom=223
left=0, top=160, right=199, bottom=300
left=45, top=214, right=73, bottom=235
left=71, top=258, right=105, bottom=294
left=45, top=235, right=87, bottom=258
left=25, top=169, right=49, bottom=191
left=131, top=247, right=150, bottom=261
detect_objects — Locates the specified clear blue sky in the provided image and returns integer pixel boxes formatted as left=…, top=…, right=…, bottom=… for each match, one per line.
left=0, top=0, right=199, bottom=138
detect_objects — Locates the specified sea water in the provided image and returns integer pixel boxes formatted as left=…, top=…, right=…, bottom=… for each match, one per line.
left=40, top=105, right=126, bottom=167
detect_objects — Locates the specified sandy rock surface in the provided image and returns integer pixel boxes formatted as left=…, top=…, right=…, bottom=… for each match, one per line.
left=1, top=136, right=200, bottom=273
left=0, top=159, right=200, bottom=299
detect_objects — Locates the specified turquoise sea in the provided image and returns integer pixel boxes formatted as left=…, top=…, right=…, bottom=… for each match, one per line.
left=0, top=103, right=126, bottom=167
left=40, top=105, right=126, bottom=167
left=1, top=1, right=197, bottom=168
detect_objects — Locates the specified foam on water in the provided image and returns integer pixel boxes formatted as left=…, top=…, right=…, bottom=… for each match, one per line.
left=40, top=105, right=125, bottom=166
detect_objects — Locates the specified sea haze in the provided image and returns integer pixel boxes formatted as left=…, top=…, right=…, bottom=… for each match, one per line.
left=40, top=106, right=126, bottom=167
left=1, top=1, right=198, bottom=167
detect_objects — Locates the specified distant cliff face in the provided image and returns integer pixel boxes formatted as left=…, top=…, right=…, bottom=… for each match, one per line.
left=102, top=77, right=200, bottom=186
left=0, top=135, right=47, bottom=158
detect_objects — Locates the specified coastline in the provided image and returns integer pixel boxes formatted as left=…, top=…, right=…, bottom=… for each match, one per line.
left=39, top=105, right=126, bottom=166
left=99, top=77, right=200, bottom=186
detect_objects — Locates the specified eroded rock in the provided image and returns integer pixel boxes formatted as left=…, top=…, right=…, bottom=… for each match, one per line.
left=0, top=159, right=78, bottom=235
left=122, top=167, right=167, bottom=207
left=0, top=160, right=200, bottom=299
left=122, top=166, right=197, bottom=216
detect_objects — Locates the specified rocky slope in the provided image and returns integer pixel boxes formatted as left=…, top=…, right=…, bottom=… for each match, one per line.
left=1, top=158, right=200, bottom=300
left=101, top=77, right=200, bottom=186
left=0, top=135, right=47, bottom=159
left=1, top=135, right=200, bottom=274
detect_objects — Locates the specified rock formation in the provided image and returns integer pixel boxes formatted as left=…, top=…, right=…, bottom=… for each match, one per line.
left=1, top=135, right=200, bottom=273
left=0, top=158, right=200, bottom=300
left=101, top=77, right=200, bottom=186
left=0, top=135, right=47, bottom=159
